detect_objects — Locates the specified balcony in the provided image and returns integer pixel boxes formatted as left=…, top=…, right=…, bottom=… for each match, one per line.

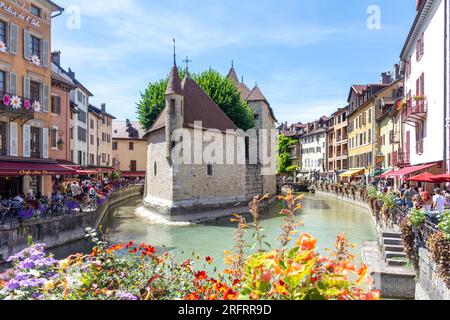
left=392, top=150, right=411, bottom=168
left=402, top=98, right=428, bottom=126
left=0, top=92, right=35, bottom=121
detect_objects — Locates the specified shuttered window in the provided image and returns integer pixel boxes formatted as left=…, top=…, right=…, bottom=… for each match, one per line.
left=30, top=80, right=40, bottom=102
left=51, top=96, right=61, bottom=114
left=30, top=35, right=40, bottom=57
left=0, top=71, right=5, bottom=95
left=78, top=126, right=87, bottom=142
left=0, top=20, right=6, bottom=44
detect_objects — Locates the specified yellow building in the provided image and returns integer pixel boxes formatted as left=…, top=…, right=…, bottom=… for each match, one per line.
left=112, top=119, right=147, bottom=178
left=346, top=77, right=391, bottom=179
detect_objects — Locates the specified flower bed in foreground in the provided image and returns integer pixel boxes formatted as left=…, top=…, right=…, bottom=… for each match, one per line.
left=0, top=192, right=380, bottom=301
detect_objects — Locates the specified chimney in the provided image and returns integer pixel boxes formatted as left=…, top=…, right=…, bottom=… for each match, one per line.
left=393, top=64, right=400, bottom=80
left=51, top=51, right=61, bottom=65
left=381, top=71, right=392, bottom=85
left=101, top=103, right=106, bottom=112
left=68, top=67, right=75, bottom=79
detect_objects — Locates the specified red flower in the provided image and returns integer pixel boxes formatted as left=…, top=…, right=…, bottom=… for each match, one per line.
left=126, top=241, right=134, bottom=249
left=205, top=256, right=213, bottom=264
left=195, top=271, right=208, bottom=281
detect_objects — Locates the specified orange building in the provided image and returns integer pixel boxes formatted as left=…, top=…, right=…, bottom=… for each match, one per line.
left=0, top=0, right=67, bottom=198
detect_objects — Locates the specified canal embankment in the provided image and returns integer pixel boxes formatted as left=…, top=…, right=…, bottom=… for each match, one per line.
left=313, top=188, right=449, bottom=300
left=0, top=184, right=144, bottom=264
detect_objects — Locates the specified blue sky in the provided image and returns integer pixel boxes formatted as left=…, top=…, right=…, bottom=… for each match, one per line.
left=51, top=0, right=417, bottom=124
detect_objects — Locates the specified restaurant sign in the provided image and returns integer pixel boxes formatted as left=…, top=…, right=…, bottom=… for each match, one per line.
left=0, top=1, right=40, bottom=28
left=19, top=170, right=54, bottom=176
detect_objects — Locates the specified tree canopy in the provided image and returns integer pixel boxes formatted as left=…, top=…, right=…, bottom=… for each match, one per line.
left=136, top=68, right=255, bottom=131
left=277, top=134, right=298, bottom=174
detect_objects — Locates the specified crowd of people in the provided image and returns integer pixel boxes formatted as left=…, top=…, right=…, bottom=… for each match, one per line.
left=0, top=176, right=144, bottom=223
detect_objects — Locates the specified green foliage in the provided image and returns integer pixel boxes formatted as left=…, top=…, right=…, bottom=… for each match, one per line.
left=410, top=208, right=426, bottom=228
left=367, top=186, right=378, bottom=200
left=136, top=68, right=255, bottom=131
left=438, top=211, right=450, bottom=240
left=277, top=135, right=298, bottom=174
left=381, top=192, right=396, bottom=210
left=286, top=165, right=299, bottom=173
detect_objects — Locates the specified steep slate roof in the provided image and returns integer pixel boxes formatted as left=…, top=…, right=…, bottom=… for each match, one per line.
left=227, top=67, right=239, bottom=84
left=147, top=73, right=238, bottom=135
left=165, top=65, right=183, bottom=95
left=181, top=76, right=238, bottom=131
left=113, top=121, right=146, bottom=140
left=247, top=85, right=269, bottom=105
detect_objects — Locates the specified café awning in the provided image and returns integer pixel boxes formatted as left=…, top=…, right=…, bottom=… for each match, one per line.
left=121, top=171, right=146, bottom=177
left=384, top=163, right=437, bottom=179
left=431, top=174, right=450, bottom=183
left=0, top=161, right=77, bottom=177
left=405, top=172, right=437, bottom=183
left=339, top=168, right=365, bottom=178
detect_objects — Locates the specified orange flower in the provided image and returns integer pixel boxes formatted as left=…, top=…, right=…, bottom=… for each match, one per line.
left=296, top=233, right=317, bottom=251
left=355, top=264, right=368, bottom=285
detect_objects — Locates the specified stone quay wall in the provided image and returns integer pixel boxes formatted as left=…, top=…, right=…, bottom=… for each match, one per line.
left=415, top=248, right=450, bottom=300
left=0, top=185, right=144, bottom=263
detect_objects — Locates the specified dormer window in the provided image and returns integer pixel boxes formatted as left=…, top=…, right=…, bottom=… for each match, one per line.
left=30, top=4, right=41, bottom=18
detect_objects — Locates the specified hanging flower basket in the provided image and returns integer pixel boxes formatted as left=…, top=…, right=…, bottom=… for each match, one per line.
left=24, top=99, right=31, bottom=110
left=0, top=41, right=7, bottom=53
left=30, top=54, right=41, bottom=67
left=3, top=94, right=11, bottom=106
left=11, top=95, right=22, bottom=109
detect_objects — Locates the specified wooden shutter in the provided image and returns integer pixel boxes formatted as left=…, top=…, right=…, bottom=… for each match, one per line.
left=9, top=72, right=17, bottom=95
left=23, top=77, right=30, bottom=99
left=23, top=125, right=31, bottom=158
left=9, top=122, right=18, bottom=157
left=42, top=39, right=49, bottom=68
left=42, top=84, right=49, bottom=112
left=8, top=23, right=18, bottom=55
left=42, top=127, right=49, bottom=159
left=23, top=29, right=31, bottom=60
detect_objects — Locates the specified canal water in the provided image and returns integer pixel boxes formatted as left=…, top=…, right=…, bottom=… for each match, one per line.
left=52, top=193, right=377, bottom=269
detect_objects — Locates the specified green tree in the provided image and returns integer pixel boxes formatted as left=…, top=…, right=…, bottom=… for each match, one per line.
left=277, top=135, right=298, bottom=174
left=136, top=68, right=255, bottom=131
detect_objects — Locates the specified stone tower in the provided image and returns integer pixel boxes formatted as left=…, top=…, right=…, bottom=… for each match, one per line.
left=165, top=64, right=184, bottom=160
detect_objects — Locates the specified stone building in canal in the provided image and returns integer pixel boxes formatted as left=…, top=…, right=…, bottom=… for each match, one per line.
left=143, top=63, right=277, bottom=222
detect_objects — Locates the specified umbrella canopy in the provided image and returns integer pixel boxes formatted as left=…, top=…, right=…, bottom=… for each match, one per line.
left=431, top=174, right=450, bottom=183
left=405, top=172, right=437, bottom=183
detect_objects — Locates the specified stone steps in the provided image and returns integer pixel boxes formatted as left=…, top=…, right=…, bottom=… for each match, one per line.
left=383, top=237, right=403, bottom=246
left=385, top=251, right=407, bottom=260
left=386, top=258, right=410, bottom=267
left=382, top=231, right=402, bottom=239
left=384, top=244, right=405, bottom=253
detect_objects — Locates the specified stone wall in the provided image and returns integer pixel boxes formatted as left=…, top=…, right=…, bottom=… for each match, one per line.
left=245, top=164, right=263, bottom=199
left=415, top=248, right=450, bottom=300
left=0, top=185, right=143, bottom=263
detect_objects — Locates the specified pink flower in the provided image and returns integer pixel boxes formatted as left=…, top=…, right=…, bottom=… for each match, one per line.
left=3, top=94, right=11, bottom=106
left=24, top=99, right=31, bottom=110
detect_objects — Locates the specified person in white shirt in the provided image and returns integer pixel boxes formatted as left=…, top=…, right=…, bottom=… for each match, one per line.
left=433, top=188, right=446, bottom=213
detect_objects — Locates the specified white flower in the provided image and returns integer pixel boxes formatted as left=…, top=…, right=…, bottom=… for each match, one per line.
left=11, top=95, right=21, bottom=109
left=0, top=41, right=7, bottom=53
left=30, top=54, right=41, bottom=66
left=32, top=100, right=42, bottom=112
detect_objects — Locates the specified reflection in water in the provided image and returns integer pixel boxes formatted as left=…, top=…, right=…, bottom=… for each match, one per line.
left=53, top=194, right=377, bottom=269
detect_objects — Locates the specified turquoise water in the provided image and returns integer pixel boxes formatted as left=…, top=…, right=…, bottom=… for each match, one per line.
left=58, top=193, right=377, bottom=268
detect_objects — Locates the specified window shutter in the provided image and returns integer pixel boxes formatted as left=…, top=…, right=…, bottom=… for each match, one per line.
left=43, top=84, right=49, bottom=112
left=42, top=127, right=49, bottom=159
left=42, top=39, right=49, bottom=68
left=23, top=77, right=30, bottom=99
left=9, top=23, right=18, bottom=55
left=23, top=125, right=31, bottom=158
left=9, top=72, right=17, bottom=95
left=9, top=122, right=18, bottom=157
left=421, top=73, right=425, bottom=95
left=23, top=29, right=31, bottom=60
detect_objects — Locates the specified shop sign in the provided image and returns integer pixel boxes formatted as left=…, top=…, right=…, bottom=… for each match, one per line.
left=0, top=1, right=40, bottom=28
left=19, top=170, right=53, bottom=176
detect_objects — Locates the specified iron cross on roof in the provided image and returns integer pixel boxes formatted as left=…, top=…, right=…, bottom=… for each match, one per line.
left=182, top=55, right=192, bottom=75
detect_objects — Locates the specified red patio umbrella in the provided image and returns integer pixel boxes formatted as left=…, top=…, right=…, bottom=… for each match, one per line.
left=431, top=174, right=450, bottom=183
left=405, top=172, right=438, bottom=183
